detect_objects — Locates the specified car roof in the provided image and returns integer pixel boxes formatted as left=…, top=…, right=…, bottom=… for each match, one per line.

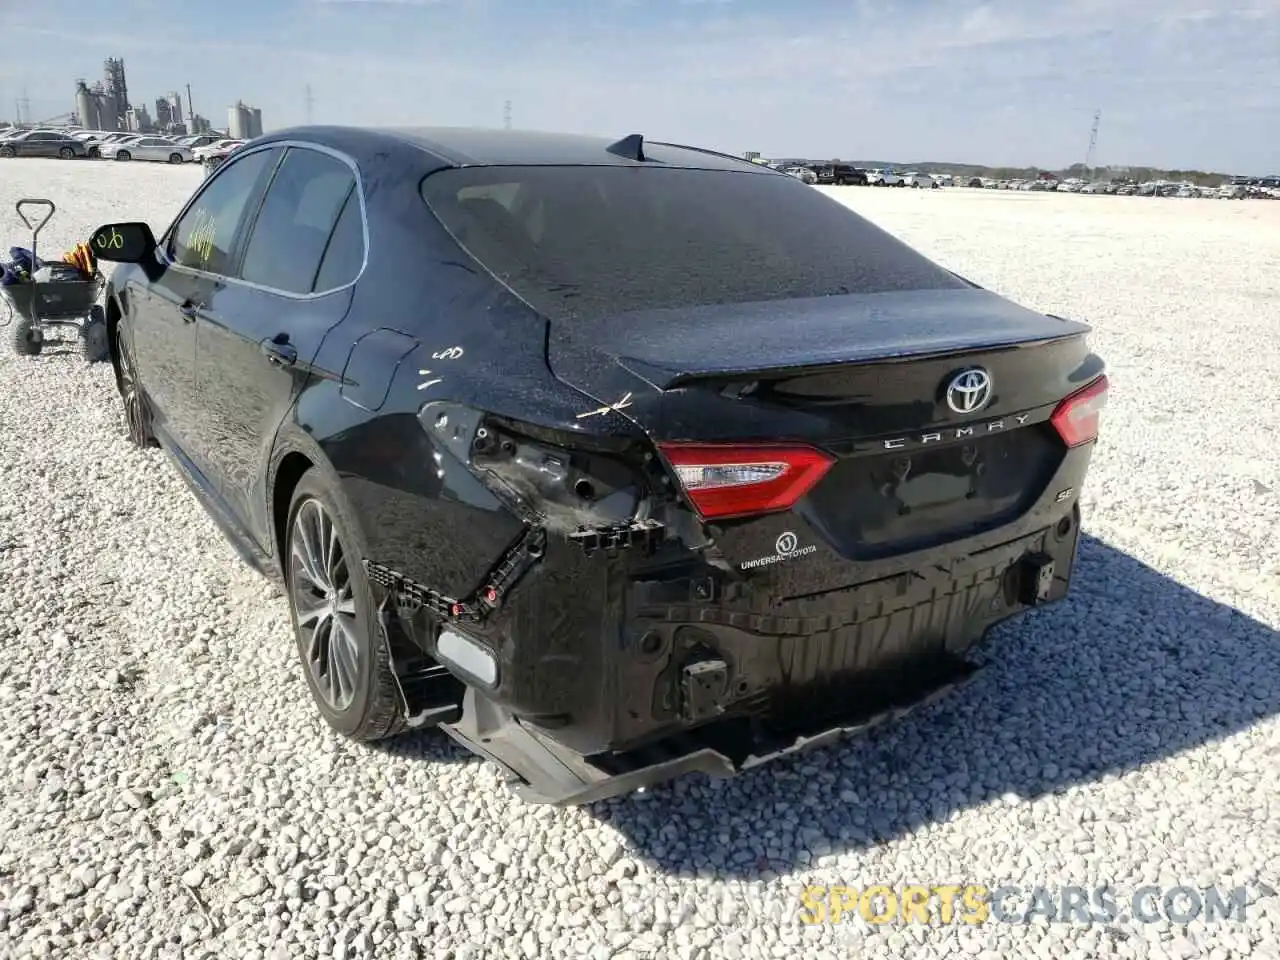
left=251, top=124, right=778, bottom=174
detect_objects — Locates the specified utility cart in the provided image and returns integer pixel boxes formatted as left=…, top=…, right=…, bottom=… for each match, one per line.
left=1, top=199, right=109, bottom=362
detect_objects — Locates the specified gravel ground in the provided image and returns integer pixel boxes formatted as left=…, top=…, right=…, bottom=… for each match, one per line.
left=1, top=158, right=1278, bottom=960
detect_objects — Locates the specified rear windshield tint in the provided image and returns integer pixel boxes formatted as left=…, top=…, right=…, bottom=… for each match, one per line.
left=420, top=165, right=967, bottom=324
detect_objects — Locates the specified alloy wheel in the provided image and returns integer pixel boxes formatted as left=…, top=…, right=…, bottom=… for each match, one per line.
left=288, top=498, right=361, bottom=712
left=117, top=330, right=149, bottom=444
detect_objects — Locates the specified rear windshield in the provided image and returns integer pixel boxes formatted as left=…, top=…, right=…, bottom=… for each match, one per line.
left=420, top=165, right=967, bottom=325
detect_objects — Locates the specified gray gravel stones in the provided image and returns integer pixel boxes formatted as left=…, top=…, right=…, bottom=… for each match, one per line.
left=1, top=162, right=1278, bottom=959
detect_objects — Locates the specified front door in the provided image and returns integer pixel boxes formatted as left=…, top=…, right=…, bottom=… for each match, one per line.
left=25, top=133, right=58, bottom=158
left=135, top=145, right=282, bottom=469
left=124, top=265, right=207, bottom=454
left=193, top=145, right=363, bottom=548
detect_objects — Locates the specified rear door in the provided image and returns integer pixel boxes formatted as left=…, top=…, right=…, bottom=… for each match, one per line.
left=136, top=138, right=169, bottom=161
left=192, top=143, right=362, bottom=547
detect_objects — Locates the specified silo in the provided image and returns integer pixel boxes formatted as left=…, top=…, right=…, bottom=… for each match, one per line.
left=75, top=81, right=100, bottom=129
left=249, top=107, right=262, bottom=139
left=227, top=103, right=250, bottom=140
left=97, top=92, right=119, bottom=131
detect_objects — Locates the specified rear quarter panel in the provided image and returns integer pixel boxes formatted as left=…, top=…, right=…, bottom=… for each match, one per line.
left=290, top=149, right=629, bottom=598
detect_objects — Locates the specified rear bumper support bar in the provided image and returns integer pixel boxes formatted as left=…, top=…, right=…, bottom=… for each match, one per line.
left=440, top=658, right=978, bottom=806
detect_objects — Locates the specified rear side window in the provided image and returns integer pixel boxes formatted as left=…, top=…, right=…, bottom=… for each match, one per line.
left=420, top=165, right=966, bottom=324
left=240, top=147, right=357, bottom=295
left=312, top=187, right=364, bottom=292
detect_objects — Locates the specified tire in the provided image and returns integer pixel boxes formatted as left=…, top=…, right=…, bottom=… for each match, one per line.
left=114, top=321, right=156, bottom=447
left=59, top=147, right=75, bottom=159
left=284, top=468, right=406, bottom=742
left=82, top=306, right=109, bottom=363
left=11, top=317, right=43, bottom=356
left=116, top=150, right=131, bottom=161
left=169, top=153, right=183, bottom=164
left=0, top=145, right=14, bottom=158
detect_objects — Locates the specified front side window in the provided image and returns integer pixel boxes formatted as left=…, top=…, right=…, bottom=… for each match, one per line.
left=167, top=147, right=279, bottom=275
left=239, top=147, right=357, bottom=295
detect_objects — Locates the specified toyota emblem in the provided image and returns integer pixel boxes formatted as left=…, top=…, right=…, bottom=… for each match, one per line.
left=944, top=368, right=993, bottom=415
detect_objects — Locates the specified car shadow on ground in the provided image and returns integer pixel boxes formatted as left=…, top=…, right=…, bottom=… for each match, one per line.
left=365, top=726, right=472, bottom=765
left=583, top=534, right=1280, bottom=878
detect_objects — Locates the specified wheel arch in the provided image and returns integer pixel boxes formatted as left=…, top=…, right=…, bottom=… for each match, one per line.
left=105, top=293, right=124, bottom=386
left=268, top=424, right=372, bottom=581
left=271, top=449, right=317, bottom=579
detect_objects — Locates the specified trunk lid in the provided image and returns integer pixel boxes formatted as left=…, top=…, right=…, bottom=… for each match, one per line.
left=547, top=288, right=1102, bottom=580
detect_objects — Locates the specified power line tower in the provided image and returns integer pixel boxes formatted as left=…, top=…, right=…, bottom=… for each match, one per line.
left=1084, top=109, right=1101, bottom=178
left=503, top=100, right=511, bottom=130
left=19, top=88, right=31, bottom=125
left=304, top=84, right=314, bottom=125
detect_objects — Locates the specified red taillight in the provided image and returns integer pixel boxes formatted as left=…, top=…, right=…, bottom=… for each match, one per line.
left=656, top=443, right=834, bottom=521
left=1050, top=375, right=1109, bottom=447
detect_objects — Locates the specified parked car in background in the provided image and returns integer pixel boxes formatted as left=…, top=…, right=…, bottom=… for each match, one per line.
left=193, top=138, right=244, bottom=161
left=199, top=140, right=245, bottom=177
left=0, top=130, right=89, bottom=159
left=813, top=163, right=868, bottom=186
left=902, top=172, right=938, bottom=189
left=71, top=131, right=112, bottom=157
left=97, top=135, right=143, bottom=159
left=88, top=125, right=1108, bottom=806
left=178, top=134, right=224, bottom=151
left=866, top=169, right=905, bottom=187
left=778, top=166, right=819, bottom=185
left=102, top=136, right=193, bottom=164
left=784, top=165, right=817, bottom=184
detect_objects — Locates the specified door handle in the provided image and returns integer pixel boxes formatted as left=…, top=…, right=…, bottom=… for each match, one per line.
left=261, top=338, right=298, bottom=368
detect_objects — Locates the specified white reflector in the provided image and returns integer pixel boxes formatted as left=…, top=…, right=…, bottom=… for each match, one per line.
left=437, top=629, right=498, bottom=686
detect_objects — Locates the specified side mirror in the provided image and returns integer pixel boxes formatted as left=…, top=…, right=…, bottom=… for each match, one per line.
left=88, top=222, right=157, bottom=264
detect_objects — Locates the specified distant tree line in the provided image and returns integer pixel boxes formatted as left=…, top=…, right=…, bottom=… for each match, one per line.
left=823, top=159, right=1236, bottom=187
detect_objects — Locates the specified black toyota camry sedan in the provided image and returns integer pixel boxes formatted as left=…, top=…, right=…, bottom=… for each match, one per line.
left=89, top=126, right=1107, bottom=805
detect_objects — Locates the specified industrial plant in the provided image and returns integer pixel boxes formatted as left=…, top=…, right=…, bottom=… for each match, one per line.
left=63, top=57, right=260, bottom=138
left=227, top=101, right=264, bottom=141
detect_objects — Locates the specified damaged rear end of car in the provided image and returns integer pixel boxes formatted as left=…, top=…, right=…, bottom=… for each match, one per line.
left=366, top=157, right=1108, bottom=805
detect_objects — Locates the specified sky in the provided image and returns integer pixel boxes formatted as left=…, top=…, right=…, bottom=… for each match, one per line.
left=2, top=0, right=1277, bottom=174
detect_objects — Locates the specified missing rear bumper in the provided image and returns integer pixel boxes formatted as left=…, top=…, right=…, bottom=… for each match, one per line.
left=441, top=657, right=978, bottom=806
